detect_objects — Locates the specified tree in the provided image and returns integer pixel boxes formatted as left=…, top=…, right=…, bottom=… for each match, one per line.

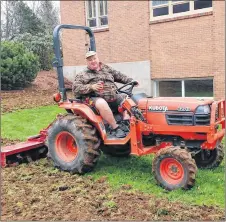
left=36, top=1, right=59, bottom=32
left=13, top=32, right=54, bottom=70
left=13, top=1, right=44, bottom=36
left=1, top=0, right=44, bottom=40
left=28, top=1, right=41, bottom=14
left=1, top=1, right=15, bottom=39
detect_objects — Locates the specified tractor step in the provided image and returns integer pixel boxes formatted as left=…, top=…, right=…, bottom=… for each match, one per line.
left=1, top=140, right=46, bottom=167
left=104, top=133, right=131, bottom=145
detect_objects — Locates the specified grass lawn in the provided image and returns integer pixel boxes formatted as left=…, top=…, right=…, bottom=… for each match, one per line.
left=1, top=105, right=225, bottom=208
left=1, top=105, right=66, bottom=141
left=92, top=154, right=224, bottom=208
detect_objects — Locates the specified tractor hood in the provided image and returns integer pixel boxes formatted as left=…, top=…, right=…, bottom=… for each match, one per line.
left=137, top=97, right=214, bottom=113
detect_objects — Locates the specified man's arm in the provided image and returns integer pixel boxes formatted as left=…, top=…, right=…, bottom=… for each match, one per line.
left=107, top=65, right=133, bottom=84
left=72, top=74, right=93, bottom=97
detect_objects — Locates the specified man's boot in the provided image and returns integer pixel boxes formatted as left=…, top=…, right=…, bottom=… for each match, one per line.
left=120, top=120, right=130, bottom=132
left=111, top=126, right=126, bottom=138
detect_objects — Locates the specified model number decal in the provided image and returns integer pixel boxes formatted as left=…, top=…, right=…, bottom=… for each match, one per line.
left=177, top=107, right=191, bottom=112
left=149, top=106, right=168, bottom=112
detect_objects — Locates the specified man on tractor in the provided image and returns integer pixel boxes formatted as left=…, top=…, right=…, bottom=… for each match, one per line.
left=2, top=25, right=225, bottom=191
left=72, top=51, right=138, bottom=138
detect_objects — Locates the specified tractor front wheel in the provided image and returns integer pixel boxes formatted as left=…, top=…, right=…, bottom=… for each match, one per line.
left=152, top=147, right=197, bottom=191
left=47, top=114, right=101, bottom=174
left=194, top=143, right=224, bottom=169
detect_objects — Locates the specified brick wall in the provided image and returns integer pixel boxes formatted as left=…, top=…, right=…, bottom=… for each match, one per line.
left=212, top=1, right=225, bottom=99
left=60, top=1, right=87, bottom=65
left=60, top=1, right=225, bottom=99
left=60, top=1, right=150, bottom=65
left=150, top=13, right=214, bottom=79
left=104, top=1, right=150, bottom=63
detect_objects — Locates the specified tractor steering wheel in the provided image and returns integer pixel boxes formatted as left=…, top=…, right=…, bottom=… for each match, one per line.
left=116, top=81, right=138, bottom=96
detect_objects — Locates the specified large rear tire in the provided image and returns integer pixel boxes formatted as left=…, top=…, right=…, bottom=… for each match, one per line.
left=194, top=143, right=224, bottom=169
left=47, top=114, right=101, bottom=174
left=152, top=147, right=197, bottom=191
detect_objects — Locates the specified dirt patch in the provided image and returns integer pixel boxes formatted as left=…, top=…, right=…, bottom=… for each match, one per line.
left=1, top=138, right=22, bottom=146
left=1, top=159, right=224, bottom=221
left=1, top=70, right=225, bottom=221
left=1, top=70, right=73, bottom=113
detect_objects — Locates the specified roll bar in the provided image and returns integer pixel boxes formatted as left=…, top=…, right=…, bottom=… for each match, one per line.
left=53, top=24, right=96, bottom=101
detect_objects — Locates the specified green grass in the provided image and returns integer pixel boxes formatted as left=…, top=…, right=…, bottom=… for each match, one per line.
left=91, top=155, right=224, bottom=208
left=1, top=105, right=225, bottom=208
left=1, top=105, right=66, bottom=141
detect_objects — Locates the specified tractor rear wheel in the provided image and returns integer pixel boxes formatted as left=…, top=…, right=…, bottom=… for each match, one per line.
left=47, top=114, right=101, bottom=174
left=101, top=143, right=131, bottom=157
left=194, top=143, right=224, bottom=169
left=152, top=147, right=197, bottom=191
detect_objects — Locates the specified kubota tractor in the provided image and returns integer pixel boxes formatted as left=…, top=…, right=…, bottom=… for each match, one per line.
left=2, top=25, right=225, bottom=191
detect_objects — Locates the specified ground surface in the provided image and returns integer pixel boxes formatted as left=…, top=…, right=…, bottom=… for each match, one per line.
left=1, top=71, right=225, bottom=221
left=1, top=70, right=72, bottom=114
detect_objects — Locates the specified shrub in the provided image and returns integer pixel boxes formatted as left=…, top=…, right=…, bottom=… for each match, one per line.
left=13, top=32, right=54, bottom=71
left=1, top=41, right=40, bottom=90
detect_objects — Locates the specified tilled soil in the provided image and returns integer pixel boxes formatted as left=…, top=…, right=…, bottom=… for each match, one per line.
left=1, top=70, right=73, bottom=113
left=1, top=71, right=225, bottom=221
left=2, top=159, right=224, bottom=221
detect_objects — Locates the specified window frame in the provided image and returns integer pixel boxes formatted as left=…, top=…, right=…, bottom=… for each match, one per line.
left=85, top=0, right=108, bottom=30
left=150, top=0, right=213, bottom=21
left=153, top=78, right=214, bottom=98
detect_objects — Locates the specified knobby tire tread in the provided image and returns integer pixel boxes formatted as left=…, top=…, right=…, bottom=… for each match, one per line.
left=152, top=146, right=197, bottom=190
left=48, top=114, right=101, bottom=174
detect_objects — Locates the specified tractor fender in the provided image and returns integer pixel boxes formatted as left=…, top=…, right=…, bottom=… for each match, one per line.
left=59, top=103, right=107, bottom=140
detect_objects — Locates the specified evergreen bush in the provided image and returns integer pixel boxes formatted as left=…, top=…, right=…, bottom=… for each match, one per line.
left=1, top=41, right=40, bottom=90
left=13, top=32, right=54, bottom=71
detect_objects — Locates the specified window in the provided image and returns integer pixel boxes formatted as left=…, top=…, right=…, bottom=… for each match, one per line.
left=150, top=0, right=212, bottom=20
left=154, top=78, right=213, bottom=97
left=158, top=81, right=182, bottom=97
left=184, top=79, right=213, bottom=97
left=86, top=0, right=108, bottom=28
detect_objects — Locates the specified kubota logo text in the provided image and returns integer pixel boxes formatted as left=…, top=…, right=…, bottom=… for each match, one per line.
left=149, top=106, right=168, bottom=112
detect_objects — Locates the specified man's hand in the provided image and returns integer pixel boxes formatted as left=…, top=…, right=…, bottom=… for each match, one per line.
left=91, top=82, right=104, bottom=92
left=134, top=81, right=139, bottom=87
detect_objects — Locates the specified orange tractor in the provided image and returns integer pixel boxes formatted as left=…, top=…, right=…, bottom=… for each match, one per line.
left=2, top=25, right=225, bottom=190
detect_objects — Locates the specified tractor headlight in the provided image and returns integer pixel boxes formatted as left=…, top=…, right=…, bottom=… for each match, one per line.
left=195, top=105, right=210, bottom=114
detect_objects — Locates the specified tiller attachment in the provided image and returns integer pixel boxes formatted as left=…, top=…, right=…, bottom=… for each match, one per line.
left=1, top=130, right=48, bottom=167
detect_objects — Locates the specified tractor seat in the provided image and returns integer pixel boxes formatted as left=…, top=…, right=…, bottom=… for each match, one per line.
left=69, top=98, right=83, bottom=103
left=69, top=97, right=100, bottom=115
left=131, top=93, right=149, bottom=104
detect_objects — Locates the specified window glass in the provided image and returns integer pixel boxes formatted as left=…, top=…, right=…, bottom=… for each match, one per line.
left=159, top=81, right=182, bottom=97
left=194, top=0, right=212, bottom=10
left=100, top=16, right=108, bottom=26
left=173, top=2, right=189, bottom=13
left=88, top=1, right=92, bottom=17
left=104, top=0, right=108, bottom=15
left=152, top=1, right=168, bottom=6
left=93, top=0, right=96, bottom=17
left=151, top=0, right=212, bottom=20
left=88, top=19, right=96, bottom=27
left=153, top=7, right=169, bottom=17
left=185, top=79, right=213, bottom=97
left=99, top=0, right=104, bottom=16
left=87, top=0, right=108, bottom=28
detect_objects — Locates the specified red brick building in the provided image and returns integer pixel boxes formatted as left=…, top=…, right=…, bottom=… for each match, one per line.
left=60, top=0, right=225, bottom=99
